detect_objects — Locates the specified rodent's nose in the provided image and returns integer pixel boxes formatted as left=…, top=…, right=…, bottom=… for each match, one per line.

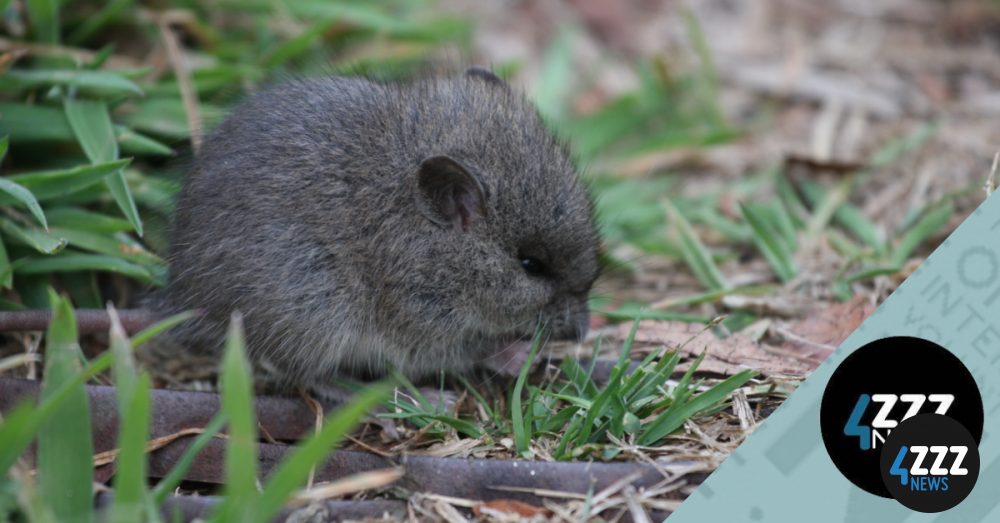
left=564, top=298, right=590, bottom=342
left=545, top=296, right=590, bottom=342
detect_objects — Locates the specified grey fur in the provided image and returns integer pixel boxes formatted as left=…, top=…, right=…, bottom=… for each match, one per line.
left=153, top=68, right=600, bottom=389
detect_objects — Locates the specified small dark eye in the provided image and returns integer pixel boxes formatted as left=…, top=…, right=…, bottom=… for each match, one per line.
left=521, top=257, right=546, bottom=276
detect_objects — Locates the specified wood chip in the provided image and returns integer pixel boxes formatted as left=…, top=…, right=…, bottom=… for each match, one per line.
left=473, top=500, right=553, bottom=518
left=410, top=438, right=483, bottom=458
left=730, top=389, right=756, bottom=430
left=621, top=321, right=810, bottom=378
left=434, top=499, right=471, bottom=523
left=291, top=468, right=405, bottom=504
left=622, top=485, right=652, bottom=523
left=93, top=427, right=226, bottom=467
left=778, top=294, right=876, bottom=369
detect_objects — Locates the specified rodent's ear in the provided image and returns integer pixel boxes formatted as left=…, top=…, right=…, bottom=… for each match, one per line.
left=462, top=66, right=507, bottom=88
left=416, top=156, right=486, bottom=232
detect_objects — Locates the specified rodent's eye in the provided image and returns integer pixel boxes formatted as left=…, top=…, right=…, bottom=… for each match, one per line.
left=520, top=257, right=546, bottom=276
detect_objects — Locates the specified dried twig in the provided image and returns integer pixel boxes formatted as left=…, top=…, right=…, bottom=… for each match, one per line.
left=622, top=485, right=652, bottom=523
left=986, top=150, right=999, bottom=197
left=298, top=387, right=324, bottom=489
left=290, top=468, right=404, bottom=504
left=0, top=352, right=39, bottom=375
left=157, top=12, right=203, bottom=154
left=92, top=427, right=227, bottom=467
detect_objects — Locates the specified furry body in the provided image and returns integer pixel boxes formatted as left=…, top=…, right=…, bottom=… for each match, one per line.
left=156, top=69, right=600, bottom=388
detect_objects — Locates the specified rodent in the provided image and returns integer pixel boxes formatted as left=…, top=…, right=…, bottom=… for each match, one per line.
left=150, top=67, right=601, bottom=394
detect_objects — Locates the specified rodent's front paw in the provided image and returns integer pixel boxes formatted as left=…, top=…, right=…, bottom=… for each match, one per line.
left=405, top=388, right=459, bottom=414
left=480, top=340, right=538, bottom=377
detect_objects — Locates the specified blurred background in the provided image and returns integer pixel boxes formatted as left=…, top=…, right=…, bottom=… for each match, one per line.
left=0, top=0, right=998, bottom=369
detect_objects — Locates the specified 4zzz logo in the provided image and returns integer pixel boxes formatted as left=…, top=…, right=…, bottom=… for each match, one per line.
left=887, top=444, right=969, bottom=488
left=844, top=393, right=954, bottom=450
left=879, top=414, right=981, bottom=513
left=821, top=337, right=983, bottom=503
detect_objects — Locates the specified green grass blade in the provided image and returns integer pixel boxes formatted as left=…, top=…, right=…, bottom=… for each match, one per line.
left=215, top=313, right=259, bottom=522
left=48, top=226, right=163, bottom=269
left=113, top=125, right=173, bottom=156
left=37, top=294, right=94, bottom=523
left=843, top=265, right=901, bottom=284
left=64, top=99, right=143, bottom=235
left=533, top=24, right=576, bottom=125
left=776, top=174, right=811, bottom=229
left=385, top=366, right=432, bottom=412
left=868, top=122, right=938, bottom=169
left=0, top=218, right=66, bottom=254
left=891, top=202, right=953, bottom=268
left=769, top=199, right=797, bottom=253
left=511, top=328, right=542, bottom=457
left=109, top=374, right=151, bottom=523
left=0, top=103, right=74, bottom=143
left=0, top=103, right=165, bottom=155
left=0, top=401, right=43, bottom=474
left=24, top=0, right=59, bottom=44
left=259, top=17, right=338, bottom=68
left=7, top=159, right=132, bottom=202
left=573, top=321, right=636, bottom=447
left=0, top=177, right=48, bottom=231
left=697, top=207, right=753, bottom=242
left=832, top=203, right=884, bottom=254
left=679, top=3, right=727, bottom=130
left=806, top=177, right=851, bottom=238
left=615, top=318, right=638, bottom=369
left=826, top=228, right=862, bottom=258
left=537, top=389, right=593, bottom=409
left=454, top=374, right=494, bottom=421
left=740, top=202, right=798, bottom=282
left=109, top=306, right=138, bottom=402
left=62, top=272, right=101, bottom=308
left=553, top=415, right=583, bottom=460
left=575, top=378, right=618, bottom=447
left=131, top=310, right=199, bottom=349
left=236, top=0, right=411, bottom=32
left=595, top=306, right=712, bottom=323
left=0, top=346, right=120, bottom=476
left=15, top=254, right=152, bottom=283
left=152, top=413, right=227, bottom=506
left=411, top=414, right=483, bottom=438
left=67, top=0, right=137, bottom=45
left=252, top=384, right=389, bottom=523
left=639, top=369, right=757, bottom=445
left=559, top=357, right=600, bottom=399
left=84, top=44, right=115, bottom=70
left=0, top=70, right=142, bottom=96
left=800, top=180, right=884, bottom=253
left=539, top=404, right=581, bottom=433
left=609, top=393, right=627, bottom=440
left=584, top=336, right=602, bottom=383
left=627, top=350, right=679, bottom=407
left=663, top=198, right=730, bottom=290
left=44, top=207, right=134, bottom=234
left=652, top=285, right=776, bottom=310
left=64, top=99, right=119, bottom=163
left=0, top=231, right=10, bottom=289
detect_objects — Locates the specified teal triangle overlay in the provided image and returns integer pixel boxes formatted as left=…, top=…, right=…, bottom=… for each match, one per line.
left=666, top=192, right=1000, bottom=523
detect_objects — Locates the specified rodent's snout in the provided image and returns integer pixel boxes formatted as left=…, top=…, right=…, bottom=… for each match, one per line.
left=545, top=296, right=590, bottom=343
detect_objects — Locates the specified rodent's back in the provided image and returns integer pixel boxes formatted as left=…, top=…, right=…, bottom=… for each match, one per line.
left=162, top=71, right=600, bottom=385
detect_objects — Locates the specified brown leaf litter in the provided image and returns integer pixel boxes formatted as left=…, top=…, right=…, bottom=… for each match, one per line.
left=619, top=320, right=812, bottom=378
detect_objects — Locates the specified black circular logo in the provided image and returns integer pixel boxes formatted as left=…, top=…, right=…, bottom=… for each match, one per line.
left=879, top=414, right=980, bottom=512
left=820, top=336, right=983, bottom=498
